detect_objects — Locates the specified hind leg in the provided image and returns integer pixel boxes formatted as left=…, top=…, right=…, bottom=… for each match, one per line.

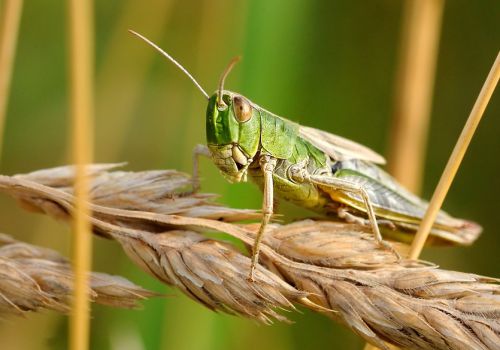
left=338, top=206, right=397, bottom=230
left=308, top=174, right=399, bottom=257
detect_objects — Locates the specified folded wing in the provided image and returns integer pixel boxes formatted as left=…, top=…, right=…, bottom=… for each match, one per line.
left=298, top=125, right=386, bottom=164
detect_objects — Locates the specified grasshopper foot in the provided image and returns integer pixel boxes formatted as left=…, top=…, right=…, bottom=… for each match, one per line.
left=246, top=274, right=255, bottom=283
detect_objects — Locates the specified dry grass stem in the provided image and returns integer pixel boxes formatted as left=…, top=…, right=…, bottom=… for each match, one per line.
left=409, top=51, right=500, bottom=260
left=0, top=233, right=156, bottom=316
left=0, top=165, right=498, bottom=349
left=387, top=0, right=444, bottom=194
left=0, top=0, right=23, bottom=163
left=68, top=0, right=95, bottom=348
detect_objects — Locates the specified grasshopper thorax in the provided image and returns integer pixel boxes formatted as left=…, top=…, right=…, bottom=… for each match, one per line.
left=206, top=91, right=261, bottom=183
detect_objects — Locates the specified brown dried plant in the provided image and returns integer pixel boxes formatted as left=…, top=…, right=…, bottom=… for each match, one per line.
left=0, top=232, right=156, bottom=316
left=0, top=164, right=498, bottom=350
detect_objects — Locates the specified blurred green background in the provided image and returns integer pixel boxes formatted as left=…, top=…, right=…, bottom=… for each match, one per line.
left=0, top=0, right=498, bottom=349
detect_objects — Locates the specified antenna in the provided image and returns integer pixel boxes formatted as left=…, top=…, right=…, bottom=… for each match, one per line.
left=217, top=56, right=241, bottom=108
left=129, top=30, right=209, bottom=99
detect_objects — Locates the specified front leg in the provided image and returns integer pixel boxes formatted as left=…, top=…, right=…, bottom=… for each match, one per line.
left=192, top=144, right=211, bottom=192
left=248, top=154, right=277, bottom=281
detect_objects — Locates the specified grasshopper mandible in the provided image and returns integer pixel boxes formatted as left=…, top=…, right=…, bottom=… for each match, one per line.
left=130, top=31, right=482, bottom=281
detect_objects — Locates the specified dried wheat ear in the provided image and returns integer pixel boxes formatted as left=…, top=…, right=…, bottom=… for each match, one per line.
left=0, top=164, right=498, bottom=350
left=0, top=232, right=156, bottom=315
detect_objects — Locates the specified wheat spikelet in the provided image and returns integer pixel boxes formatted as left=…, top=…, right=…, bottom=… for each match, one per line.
left=0, top=164, right=498, bottom=349
left=0, top=233, right=156, bottom=316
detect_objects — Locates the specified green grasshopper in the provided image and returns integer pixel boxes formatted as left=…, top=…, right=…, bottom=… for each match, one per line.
left=130, top=31, right=482, bottom=280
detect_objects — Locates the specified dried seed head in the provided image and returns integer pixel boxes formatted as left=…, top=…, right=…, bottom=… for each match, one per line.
left=0, top=234, right=156, bottom=315
left=0, top=165, right=498, bottom=349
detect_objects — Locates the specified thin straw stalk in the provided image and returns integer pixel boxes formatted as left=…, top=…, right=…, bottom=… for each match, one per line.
left=408, top=52, right=500, bottom=260
left=0, top=0, right=23, bottom=164
left=67, top=0, right=94, bottom=349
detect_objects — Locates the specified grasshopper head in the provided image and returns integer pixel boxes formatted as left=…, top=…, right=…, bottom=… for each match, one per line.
left=128, top=32, right=259, bottom=182
left=206, top=91, right=261, bottom=183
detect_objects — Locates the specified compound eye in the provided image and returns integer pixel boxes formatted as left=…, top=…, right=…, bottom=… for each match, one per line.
left=232, top=96, right=252, bottom=122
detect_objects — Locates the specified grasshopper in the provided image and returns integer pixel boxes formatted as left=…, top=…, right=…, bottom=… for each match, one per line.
left=131, top=31, right=482, bottom=281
